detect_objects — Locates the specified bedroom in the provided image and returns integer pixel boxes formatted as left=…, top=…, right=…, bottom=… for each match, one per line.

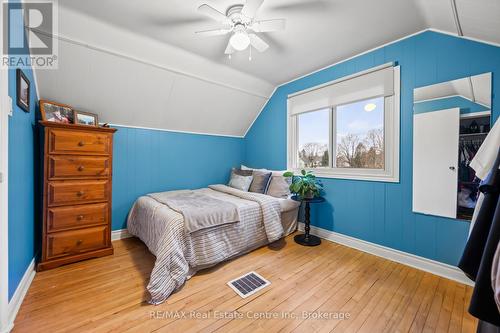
left=0, top=0, right=499, bottom=332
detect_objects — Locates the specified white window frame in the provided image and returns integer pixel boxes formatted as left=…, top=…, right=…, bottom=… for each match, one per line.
left=287, top=65, right=400, bottom=183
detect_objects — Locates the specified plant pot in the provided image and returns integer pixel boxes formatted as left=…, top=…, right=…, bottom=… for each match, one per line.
left=303, top=191, right=315, bottom=199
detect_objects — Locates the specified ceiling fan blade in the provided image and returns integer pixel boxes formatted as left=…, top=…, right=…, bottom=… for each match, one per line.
left=270, top=1, right=330, bottom=13
left=241, top=0, right=264, bottom=19
left=198, top=4, right=230, bottom=24
left=195, top=28, right=232, bottom=37
left=248, top=33, right=269, bottom=52
left=250, top=19, right=286, bottom=32
left=224, top=41, right=236, bottom=54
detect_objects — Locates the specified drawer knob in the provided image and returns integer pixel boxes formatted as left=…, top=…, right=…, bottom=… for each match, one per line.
left=76, top=239, right=83, bottom=246
left=78, top=165, right=85, bottom=171
left=77, top=191, right=85, bottom=197
left=78, top=141, right=85, bottom=147
left=76, top=215, right=84, bottom=221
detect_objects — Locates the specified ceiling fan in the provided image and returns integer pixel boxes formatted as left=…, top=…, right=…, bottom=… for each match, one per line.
left=195, top=0, right=285, bottom=59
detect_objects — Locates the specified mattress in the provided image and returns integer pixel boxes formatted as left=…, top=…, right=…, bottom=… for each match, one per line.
left=127, top=185, right=300, bottom=304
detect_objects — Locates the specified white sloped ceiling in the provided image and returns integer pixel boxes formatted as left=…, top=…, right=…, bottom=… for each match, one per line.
left=416, top=0, right=500, bottom=45
left=34, top=0, right=500, bottom=137
left=34, top=4, right=274, bottom=137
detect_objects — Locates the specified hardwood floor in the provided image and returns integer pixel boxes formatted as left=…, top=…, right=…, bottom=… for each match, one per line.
left=13, top=235, right=477, bottom=333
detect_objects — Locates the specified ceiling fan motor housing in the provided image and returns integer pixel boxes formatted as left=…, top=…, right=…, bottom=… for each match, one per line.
left=226, top=4, right=251, bottom=25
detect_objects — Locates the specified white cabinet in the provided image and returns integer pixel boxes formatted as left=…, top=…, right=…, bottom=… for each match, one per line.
left=413, top=108, right=460, bottom=218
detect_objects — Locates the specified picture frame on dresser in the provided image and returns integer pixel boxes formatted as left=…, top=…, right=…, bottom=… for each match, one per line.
left=74, top=110, right=98, bottom=126
left=40, top=100, right=75, bottom=124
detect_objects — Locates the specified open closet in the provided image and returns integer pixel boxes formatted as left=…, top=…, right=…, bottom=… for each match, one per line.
left=412, top=72, right=492, bottom=221
left=458, top=113, right=491, bottom=219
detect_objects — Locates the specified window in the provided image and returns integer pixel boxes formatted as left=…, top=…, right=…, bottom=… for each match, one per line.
left=297, top=109, right=330, bottom=168
left=287, top=64, right=400, bottom=182
left=336, top=97, right=384, bottom=169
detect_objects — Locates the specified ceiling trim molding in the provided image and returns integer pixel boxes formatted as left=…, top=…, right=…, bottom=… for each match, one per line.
left=276, top=29, right=429, bottom=88
left=31, top=28, right=272, bottom=100
left=108, top=123, right=245, bottom=139
left=276, top=28, right=500, bottom=89
left=427, top=28, right=500, bottom=49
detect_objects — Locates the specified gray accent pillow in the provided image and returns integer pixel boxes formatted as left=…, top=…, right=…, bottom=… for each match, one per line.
left=248, top=170, right=272, bottom=194
left=266, top=176, right=292, bottom=198
left=231, top=168, right=253, bottom=177
left=228, top=174, right=253, bottom=191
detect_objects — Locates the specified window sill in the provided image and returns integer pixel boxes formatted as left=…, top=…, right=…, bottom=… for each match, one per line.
left=290, top=168, right=400, bottom=183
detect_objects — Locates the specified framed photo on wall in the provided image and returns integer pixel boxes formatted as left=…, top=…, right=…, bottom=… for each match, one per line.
left=74, top=111, right=98, bottom=126
left=40, top=100, right=75, bottom=124
left=16, top=69, right=30, bottom=112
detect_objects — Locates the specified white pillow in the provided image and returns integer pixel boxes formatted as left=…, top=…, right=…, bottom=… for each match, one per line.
left=241, top=165, right=287, bottom=176
left=241, top=165, right=267, bottom=172
left=228, top=174, right=253, bottom=191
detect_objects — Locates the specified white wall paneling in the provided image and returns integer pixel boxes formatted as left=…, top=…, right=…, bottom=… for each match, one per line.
left=35, top=38, right=268, bottom=137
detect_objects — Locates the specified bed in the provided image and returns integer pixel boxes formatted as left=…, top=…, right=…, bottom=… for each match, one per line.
left=127, top=184, right=300, bottom=305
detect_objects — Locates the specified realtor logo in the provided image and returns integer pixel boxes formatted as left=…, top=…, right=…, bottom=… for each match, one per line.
left=2, top=1, right=58, bottom=68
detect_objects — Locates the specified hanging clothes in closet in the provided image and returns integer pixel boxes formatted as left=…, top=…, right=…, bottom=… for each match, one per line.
left=459, top=138, right=482, bottom=182
left=458, top=137, right=485, bottom=214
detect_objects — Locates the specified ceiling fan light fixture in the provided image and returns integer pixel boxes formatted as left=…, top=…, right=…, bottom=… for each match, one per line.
left=230, top=31, right=250, bottom=51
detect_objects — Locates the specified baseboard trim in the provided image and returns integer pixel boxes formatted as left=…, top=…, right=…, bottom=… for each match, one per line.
left=298, top=223, right=474, bottom=286
left=111, top=229, right=132, bottom=241
left=7, top=259, right=36, bottom=331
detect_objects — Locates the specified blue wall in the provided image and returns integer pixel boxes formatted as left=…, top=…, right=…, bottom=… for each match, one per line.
left=111, top=127, right=245, bottom=230
left=7, top=4, right=39, bottom=299
left=414, top=95, right=489, bottom=114
left=245, top=30, right=500, bottom=266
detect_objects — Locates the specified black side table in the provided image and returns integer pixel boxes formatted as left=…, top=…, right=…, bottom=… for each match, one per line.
left=291, top=195, right=325, bottom=246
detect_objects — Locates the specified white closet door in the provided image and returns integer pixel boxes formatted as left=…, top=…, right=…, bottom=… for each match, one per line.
left=413, top=108, right=459, bottom=218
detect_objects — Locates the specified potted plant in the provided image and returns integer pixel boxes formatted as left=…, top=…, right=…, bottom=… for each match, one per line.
left=283, top=169, right=323, bottom=199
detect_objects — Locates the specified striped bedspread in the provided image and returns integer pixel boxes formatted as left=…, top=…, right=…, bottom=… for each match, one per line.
left=127, top=185, right=284, bottom=305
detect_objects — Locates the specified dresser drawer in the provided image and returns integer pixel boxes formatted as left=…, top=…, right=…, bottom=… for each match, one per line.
left=48, top=155, right=110, bottom=179
left=47, top=203, right=108, bottom=232
left=48, top=129, right=111, bottom=155
left=47, top=226, right=109, bottom=259
left=47, top=180, right=108, bottom=206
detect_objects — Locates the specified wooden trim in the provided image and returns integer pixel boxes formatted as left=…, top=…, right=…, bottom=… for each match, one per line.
left=39, top=121, right=117, bottom=133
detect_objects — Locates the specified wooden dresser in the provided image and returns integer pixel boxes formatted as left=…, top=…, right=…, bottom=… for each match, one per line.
left=38, top=121, right=117, bottom=271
